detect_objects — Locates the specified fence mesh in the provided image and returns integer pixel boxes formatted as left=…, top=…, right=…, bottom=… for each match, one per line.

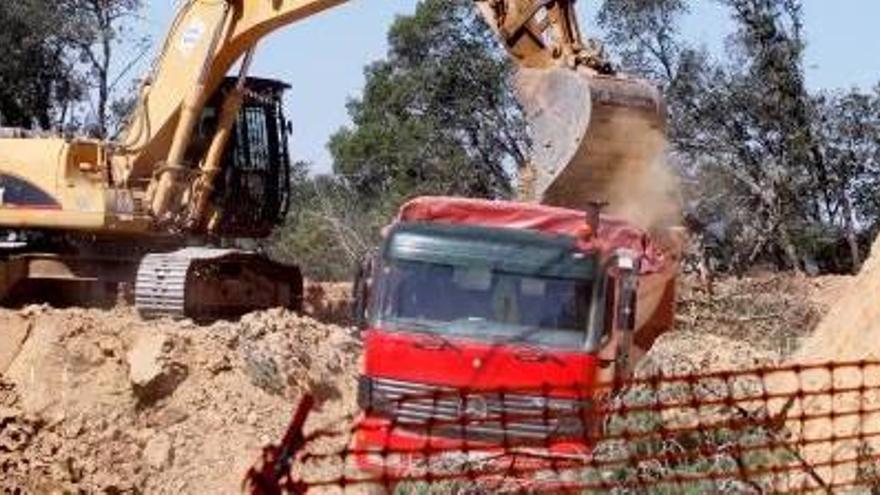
left=246, top=360, right=880, bottom=494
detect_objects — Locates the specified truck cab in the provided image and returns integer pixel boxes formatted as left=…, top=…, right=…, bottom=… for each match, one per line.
left=352, top=196, right=674, bottom=470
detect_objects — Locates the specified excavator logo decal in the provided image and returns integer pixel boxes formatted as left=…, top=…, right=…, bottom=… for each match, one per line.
left=178, top=19, right=206, bottom=55
left=0, top=174, right=60, bottom=210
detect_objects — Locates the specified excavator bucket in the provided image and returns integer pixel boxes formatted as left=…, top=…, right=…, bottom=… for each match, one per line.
left=517, top=68, right=675, bottom=230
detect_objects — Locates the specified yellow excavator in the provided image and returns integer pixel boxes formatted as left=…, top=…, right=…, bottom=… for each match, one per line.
left=0, top=0, right=664, bottom=319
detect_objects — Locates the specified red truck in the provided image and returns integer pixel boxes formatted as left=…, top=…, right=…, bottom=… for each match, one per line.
left=352, top=196, right=678, bottom=473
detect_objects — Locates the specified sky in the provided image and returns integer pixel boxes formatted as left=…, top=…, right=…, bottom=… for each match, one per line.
left=133, top=1, right=880, bottom=174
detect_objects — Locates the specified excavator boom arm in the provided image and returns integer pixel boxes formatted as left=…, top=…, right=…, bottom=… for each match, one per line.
left=119, top=0, right=592, bottom=174
left=121, top=0, right=642, bottom=227
left=117, top=0, right=347, bottom=179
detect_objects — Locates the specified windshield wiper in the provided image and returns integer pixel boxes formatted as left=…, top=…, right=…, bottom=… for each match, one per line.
left=410, top=330, right=459, bottom=352
left=512, top=343, right=559, bottom=364
left=506, top=326, right=565, bottom=365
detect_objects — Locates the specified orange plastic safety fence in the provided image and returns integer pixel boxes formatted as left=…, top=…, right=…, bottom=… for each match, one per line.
left=248, top=360, right=880, bottom=494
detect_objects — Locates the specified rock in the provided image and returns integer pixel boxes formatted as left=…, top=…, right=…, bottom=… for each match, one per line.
left=17, top=304, right=47, bottom=318
left=146, top=407, right=189, bottom=429
left=62, top=415, right=86, bottom=439
left=132, top=428, right=155, bottom=447
left=242, top=348, right=284, bottom=396
left=127, top=333, right=171, bottom=388
left=0, top=413, right=35, bottom=452
left=0, top=314, right=30, bottom=373
left=143, top=433, right=174, bottom=470
left=0, top=380, right=18, bottom=408
left=127, top=333, right=187, bottom=405
left=97, top=336, right=118, bottom=358
left=209, top=355, right=232, bottom=375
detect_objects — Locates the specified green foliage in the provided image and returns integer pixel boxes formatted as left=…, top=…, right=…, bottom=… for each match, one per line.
left=599, top=0, right=880, bottom=274
left=0, top=0, right=144, bottom=133
left=59, top=0, right=146, bottom=137
left=812, top=86, right=880, bottom=256
left=597, top=0, right=690, bottom=82
left=274, top=0, right=879, bottom=279
left=393, top=480, right=483, bottom=495
left=0, top=1, right=82, bottom=128
left=856, top=442, right=880, bottom=493
left=269, top=162, right=394, bottom=281
left=586, top=381, right=798, bottom=494
left=275, top=0, right=527, bottom=280
left=329, top=0, right=527, bottom=202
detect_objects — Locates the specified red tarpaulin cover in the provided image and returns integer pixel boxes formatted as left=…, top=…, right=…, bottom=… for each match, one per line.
left=395, top=196, right=673, bottom=275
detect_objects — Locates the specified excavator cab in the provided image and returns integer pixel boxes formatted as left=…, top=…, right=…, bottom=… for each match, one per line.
left=191, top=77, right=293, bottom=239
left=133, top=77, right=303, bottom=320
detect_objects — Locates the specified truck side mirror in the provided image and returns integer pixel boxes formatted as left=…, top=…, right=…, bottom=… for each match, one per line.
left=351, top=254, right=373, bottom=329
left=613, top=250, right=641, bottom=387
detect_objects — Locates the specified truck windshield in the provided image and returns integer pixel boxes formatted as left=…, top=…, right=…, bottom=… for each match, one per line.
left=373, top=259, right=593, bottom=349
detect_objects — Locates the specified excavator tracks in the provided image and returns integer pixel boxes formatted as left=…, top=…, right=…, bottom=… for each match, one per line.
left=135, top=249, right=201, bottom=318
left=135, top=247, right=302, bottom=321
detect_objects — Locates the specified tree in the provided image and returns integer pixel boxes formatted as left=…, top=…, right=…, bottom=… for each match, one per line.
left=273, top=0, right=529, bottom=280
left=329, top=0, right=528, bottom=204
left=0, top=1, right=83, bottom=129
left=600, top=0, right=879, bottom=274
left=60, top=0, right=147, bottom=137
left=812, top=87, right=880, bottom=269
left=683, top=0, right=814, bottom=271
left=597, top=0, right=690, bottom=83
left=270, top=162, right=388, bottom=281
left=0, top=0, right=147, bottom=134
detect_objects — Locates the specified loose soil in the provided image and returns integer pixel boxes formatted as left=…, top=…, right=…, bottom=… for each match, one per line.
left=764, top=235, right=880, bottom=485
left=0, top=306, right=360, bottom=493
left=0, top=263, right=867, bottom=492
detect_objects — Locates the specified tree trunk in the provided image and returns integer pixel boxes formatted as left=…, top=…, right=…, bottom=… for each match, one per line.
left=841, top=191, right=861, bottom=273
left=777, top=222, right=802, bottom=272
left=97, top=26, right=111, bottom=139
left=517, top=162, right=536, bottom=201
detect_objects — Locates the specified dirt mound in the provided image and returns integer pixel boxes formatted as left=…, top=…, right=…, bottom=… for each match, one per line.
left=0, top=306, right=360, bottom=493
left=658, top=273, right=828, bottom=367
left=0, top=265, right=860, bottom=492
left=760, top=235, right=880, bottom=485
left=303, top=281, right=353, bottom=326
left=793, top=235, right=880, bottom=363
left=640, top=332, right=780, bottom=379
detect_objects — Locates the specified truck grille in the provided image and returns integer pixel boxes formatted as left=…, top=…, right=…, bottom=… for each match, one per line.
left=361, top=377, right=591, bottom=444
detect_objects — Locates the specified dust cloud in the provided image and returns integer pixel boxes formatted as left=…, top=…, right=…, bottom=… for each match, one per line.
left=597, top=116, right=682, bottom=235
left=523, top=69, right=683, bottom=235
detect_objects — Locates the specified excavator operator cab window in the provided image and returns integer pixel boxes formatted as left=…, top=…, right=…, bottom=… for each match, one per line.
left=202, top=77, right=292, bottom=238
